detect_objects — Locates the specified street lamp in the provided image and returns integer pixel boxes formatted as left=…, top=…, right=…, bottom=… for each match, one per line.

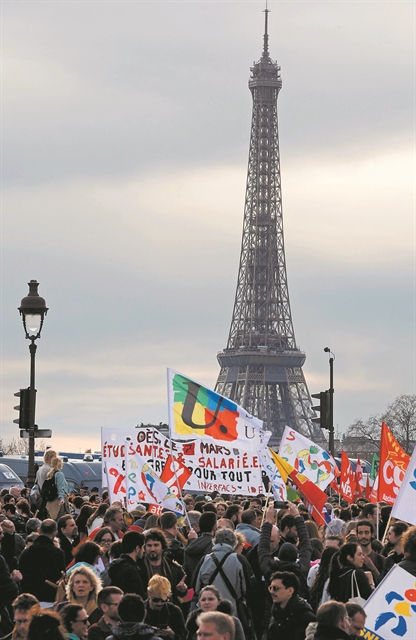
left=324, top=347, right=335, bottom=456
left=18, top=280, right=48, bottom=487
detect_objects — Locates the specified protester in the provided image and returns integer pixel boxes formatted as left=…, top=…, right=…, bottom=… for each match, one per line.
left=108, top=530, right=146, bottom=597
left=93, top=527, right=116, bottom=574
left=267, top=571, right=315, bottom=640
left=327, top=543, right=374, bottom=603
left=196, top=612, right=235, bottom=640
left=380, top=521, right=408, bottom=578
left=185, top=586, right=244, bottom=640
left=6, top=593, right=39, bottom=640
left=184, top=512, right=217, bottom=583
left=355, top=520, right=384, bottom=584
left=27, top=607, right=67, bottom=640
left=309, top=547, right=339, bottom=612
left=57, top=565, right=102, bottom=624
left=144, top=575, right=186, bottom=640
left=140, top=529, right=188, bottom=606
left=44, top=457, right=69, bottom=521
left=57, top=514, right=79, bottom=566
left=105, top=593, right=162, bottom=640
left=398, top=525, right=416, bottom=576
left=60, top=604, right=90, bottom=639
left=87, top=586, right=123, bottom=640
left=345, top=602, right=367, bottom=640
left=312, top=600, right=351, bottom=640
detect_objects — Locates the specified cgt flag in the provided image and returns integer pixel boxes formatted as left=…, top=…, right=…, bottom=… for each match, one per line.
left=391, top=446, right=416, bottom=526
left=167, top=368, right=271, bottom=450
left=339, top=450, right=356, bottom=504
left=364, top=565, right=416, bottom=640
left=160, top=455, right=192, bottom=498
left=378, top=422, right=410, bottom=506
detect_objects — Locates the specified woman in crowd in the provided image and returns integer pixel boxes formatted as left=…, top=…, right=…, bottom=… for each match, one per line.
left=186, top=585, right=245, bottom=640
left=308, top=546, right=339, bottom=611
left=45, top=457, right=69, bottom=521
left=75, top=505, right=95, bottom=542
left=93, top=527, right=115, bottom=575
left=86, top=503, right=109, bottom=534
left=327, top=542, right=374, bottom=603
left=69, top=541, right=102, bottom=575
left=56, top=564, right=102, bottom=625
left=60, top=603, right=90, bottom=640
left=28, top=607, right=67, bottom=640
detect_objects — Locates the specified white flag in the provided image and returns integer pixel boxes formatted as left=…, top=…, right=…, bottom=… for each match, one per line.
left=257, top=448, right=287, bottom=501
left=364, top=565, right=416, bottom=639
left=278, top=426, right=336, bottom=490
left=391, top=446, right=416, bottom=526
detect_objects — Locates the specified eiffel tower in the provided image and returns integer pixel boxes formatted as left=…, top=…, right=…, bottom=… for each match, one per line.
left=215, top=9, right=324, bottom=447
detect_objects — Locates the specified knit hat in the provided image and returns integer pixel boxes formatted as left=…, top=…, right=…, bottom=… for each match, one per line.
left=278, top=542, right=299, bottom=562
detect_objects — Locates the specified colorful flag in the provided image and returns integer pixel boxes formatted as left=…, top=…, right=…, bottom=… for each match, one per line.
left=278, top=426, right=336, bottom=491
left=364, top=565, right=416, bottom=640
left=167, top=368, right=271, bottom=450
left=378, top=422, right=410, bottom=505
left=124, top=445, right=184, bottom=515
left=339, top=450, right=356, bottom=504
left=160, top=455, right=192, bottom=497
left=391, top=446, right=416, bottom=526
left=353, top=457, right=365, bottom=500
left=270, top=450, right=327, bottom=525
left=104, top=461, right=127, bottom=506
left=257, top=448, right=287, bottom=502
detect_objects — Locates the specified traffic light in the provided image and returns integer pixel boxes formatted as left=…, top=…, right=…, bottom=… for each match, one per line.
left=13, top=388, right=31, bottom=431
left=311, top=390, right=330, bottom=430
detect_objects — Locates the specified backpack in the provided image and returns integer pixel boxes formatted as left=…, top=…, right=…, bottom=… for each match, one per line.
left=41, top=473, right=58, bottom=502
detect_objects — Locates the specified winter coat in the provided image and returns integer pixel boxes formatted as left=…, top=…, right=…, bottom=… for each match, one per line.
left=108, top=554, right=146, bottom=598
left=194, top=543, right=246, bottom=615
left=398, top=554, right=416, bottom=577
left=184, top=534, right=214, bottom=584
left=19, top=534, right=66, bottom=602
left=88, top=616, right=114, bottom=640
left=235, top=523, right=260, bottom=547
left=328, top=564, right=373, bottom=603
left=313, top=623, right=352, bottom=640
left=267, top=594, right=316, bottom=640
left=107, top=622, right=162, bottom=640
left=144, top=600, right=186, bottom=640
left=380, top=551, right=403, bottom=579
left=138, top=556, right=187, bottom=607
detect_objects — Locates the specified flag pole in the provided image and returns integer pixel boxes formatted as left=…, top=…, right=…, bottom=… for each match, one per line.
left=261, top=481, right=274, bottom=526
left=376, top=502, right=380, bottom=540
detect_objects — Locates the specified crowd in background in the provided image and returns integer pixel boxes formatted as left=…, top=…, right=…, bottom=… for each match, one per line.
left=1, top=450, right=415, bottom=640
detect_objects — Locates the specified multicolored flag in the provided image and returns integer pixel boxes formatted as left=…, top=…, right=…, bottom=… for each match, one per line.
left=339, top=450, right=356, bottom=504
left=159, top=455, right=192, bottom=497
left=124, top=445, right=184, bottom=515
left=257, top=448, right=287, bottom=502
left=167, top=368, right=271, bottom=450
left=378, top=422, right=410, bottom=505
left=270, top=450, right=327, bottom=525
left=364, top=565, right=416, bottom=639
left=370, top=452, right=380, bottom=481
left=391, top=446, right=416, bottom=526
left=104, top=461, right=127, bottom=506
left=278, top=426, right=336, bottom=491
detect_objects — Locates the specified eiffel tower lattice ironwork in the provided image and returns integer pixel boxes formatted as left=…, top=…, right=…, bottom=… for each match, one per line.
left=215, top=9, right=324, bottom=447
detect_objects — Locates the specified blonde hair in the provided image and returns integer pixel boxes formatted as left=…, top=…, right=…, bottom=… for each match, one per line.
left=43, top=450, right=57, bottom=465
left=46, top=457, right=63, bottom=480
left=147, top=575, right=172, bottom=600
left=66, top=565, right=102, bottom=605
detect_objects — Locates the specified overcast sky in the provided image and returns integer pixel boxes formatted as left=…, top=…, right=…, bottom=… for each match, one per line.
left=0, top=0, right=414, bottom=453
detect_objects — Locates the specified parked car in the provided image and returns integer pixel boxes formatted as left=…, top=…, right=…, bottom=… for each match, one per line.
left=0, top=463, right=24, bottom=491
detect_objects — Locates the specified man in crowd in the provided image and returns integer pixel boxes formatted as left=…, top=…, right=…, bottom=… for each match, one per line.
left=109, top=531, right=146, bottom=597
left=225, top=506, right=241, bottom=527
left=106, top=593, right=162, bottom=640
left=90, top=506, right=125, bottom=540
left=312, top=600, right=351, bottom=640
left=398, top=526, right=416, bottom=576
left=235, top=509, right=260, bottom=547
left=345, top=603, right=367, bottom=640
left=267, top=571, right=315, bottom=640
left=359, top=504, right=382, bottom=533
left=6, top=593, right=39, bottom=640
left=160, top=512, right=185, bottom=565
left=19, top=518, right=66, bottom=606
left=356, top=520, right=384, bottom=584
left=197, top=612, right=235, bottom=640
left=145, top=575, right=186, bottom=640
left=88, top=586, right=123, bottom=640
left=381, top=521, right=408, bottom=578
left=57, top=514, right=78, bottom=566
left=184, top=511, right=217, bottom=583
left=140, top=529, right=188, bottom=606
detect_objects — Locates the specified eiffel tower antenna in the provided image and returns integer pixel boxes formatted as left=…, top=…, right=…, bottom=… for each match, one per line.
left=215, top=9, right=325, bottom=446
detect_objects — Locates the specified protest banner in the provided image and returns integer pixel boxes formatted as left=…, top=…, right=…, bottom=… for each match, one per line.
left=104, top=460, right=126, bottom=506
left=124, top=443, right=184, bottom=514
left=102, top=426, right=265, bottom=496
left=339, top=450, right=356, bottom=504
left=160, top=455, right=192, bottom=497
left=167, top=368, right=271, bottom=451
left=364, top=565, right=416, bottom=640
left=257, top=448, right=287, bottom=501
left=278, top=426, right=335, bottom=490
left=378, top=422, right=410, bottom=505
left=391, top=446, right=416, bottom=526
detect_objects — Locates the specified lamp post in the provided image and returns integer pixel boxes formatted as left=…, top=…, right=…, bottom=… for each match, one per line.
left=18, top=280, right=48, bottom=487
left=324, top=347, right=335, bottom=457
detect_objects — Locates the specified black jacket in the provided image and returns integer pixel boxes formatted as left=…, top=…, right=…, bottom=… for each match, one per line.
left=313, top=623, right=351, bottom=640
left=380, top=551, right=404, bottom=579
left=88, top=616, right=115, bottom=640
left=108, top=554, right=146, bottom=598
left=398, top=554, right=416, bottom=577
left=138, top=556, right=187, bottom=606
left=267, top=594, right=316, bottom=640
left=144, top=600, right=186, bottom=640
left=58, top=532, right=76, bottom=567
left=184, top=534, right=214, bottom=583
left=328, top=565, right=373, bottom=603
left=19, top=535, right=66, bottom=602
left=107, top=622, right=162, bottom=640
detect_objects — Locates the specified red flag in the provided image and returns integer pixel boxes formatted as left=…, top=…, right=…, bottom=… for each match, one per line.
left=369, top=473, right=379, bottom=503
left=365, top=474, right=371, bottom=501
left=378, top=422, right=410, bottom=505
left=353, top=457, right=364, bottom=500
left=339, top=450, right=356, bottom=503
left=160, top=455, right=192, bottom=497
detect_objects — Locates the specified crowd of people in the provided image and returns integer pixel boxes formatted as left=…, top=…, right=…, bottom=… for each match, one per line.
left=1, top=450, right=415, bottom=640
